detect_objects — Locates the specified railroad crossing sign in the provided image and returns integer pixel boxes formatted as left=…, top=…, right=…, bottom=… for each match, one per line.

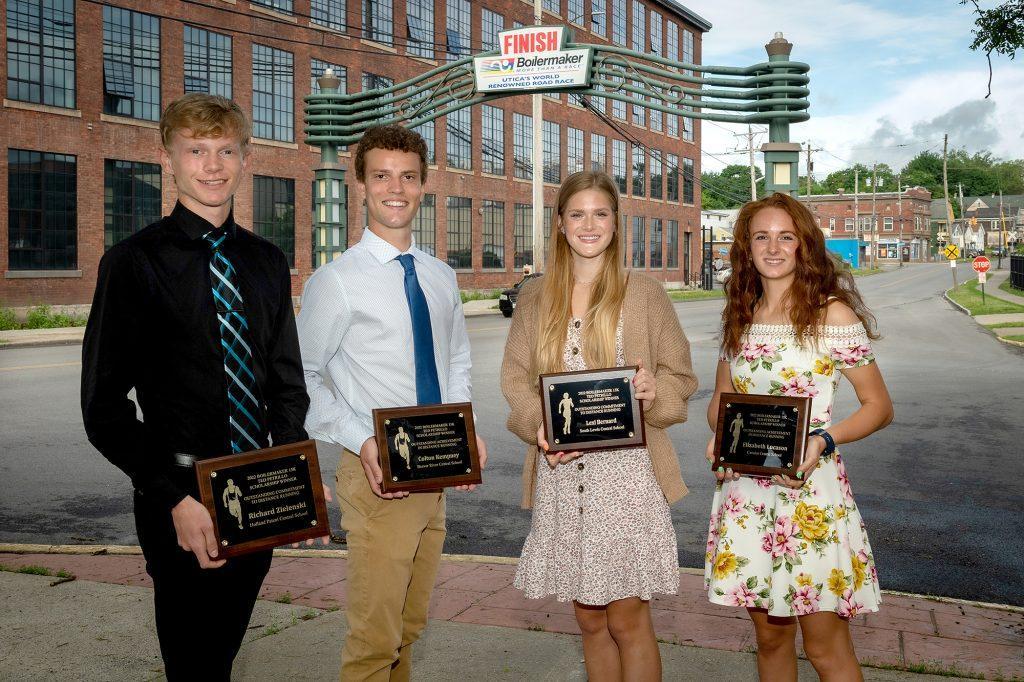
left=972, top=256, right=991, bottom=273
left=943, top=244, right=960, bottom=260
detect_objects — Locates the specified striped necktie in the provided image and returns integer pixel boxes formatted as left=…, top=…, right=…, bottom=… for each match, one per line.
left=205, top=229, right=263, bottom=453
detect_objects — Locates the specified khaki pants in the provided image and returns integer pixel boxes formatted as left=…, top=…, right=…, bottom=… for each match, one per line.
left=337, top=452, right=446, bottom=681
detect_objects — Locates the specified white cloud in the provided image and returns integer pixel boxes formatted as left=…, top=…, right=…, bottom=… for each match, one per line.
left=698, top=0, right=969, bottom=63
left=700, top=67, right=1024, bottom=178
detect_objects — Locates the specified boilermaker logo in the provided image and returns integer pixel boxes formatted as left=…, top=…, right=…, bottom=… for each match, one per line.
left=480, top=58, right=515, bottom=74
left=474, top=25, right=592, bottom=93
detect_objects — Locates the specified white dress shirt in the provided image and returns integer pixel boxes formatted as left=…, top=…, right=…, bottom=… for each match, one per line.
left=297, top=227, right=473, bottom=453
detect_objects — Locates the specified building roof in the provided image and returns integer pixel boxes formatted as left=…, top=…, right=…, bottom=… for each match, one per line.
left=932, top=196, right=1024, bottom=224
left=801, top=188, right=932, bottom=202
left=962, top=195, right=1024, bottom=220
left=652, top=1, right=713, bottom=32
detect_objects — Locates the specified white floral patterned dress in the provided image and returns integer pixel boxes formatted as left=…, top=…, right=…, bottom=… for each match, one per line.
left=514, top=318, right=679, bottom=606
left=704, top=323, right=882, bottom=618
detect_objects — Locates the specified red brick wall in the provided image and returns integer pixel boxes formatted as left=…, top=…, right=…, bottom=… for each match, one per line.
left=1, top=0, right=704, bottom=306
left=802, top=189, right=934, bottom=260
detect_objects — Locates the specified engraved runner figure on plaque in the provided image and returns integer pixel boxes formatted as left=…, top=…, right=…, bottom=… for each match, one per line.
left=728, top=413, right=745, bottom=454
left=394, top=426, right=414, bottom=469
left=222, top=478, right=244, bottom=530
left=558, top=392, right=575, bottom=435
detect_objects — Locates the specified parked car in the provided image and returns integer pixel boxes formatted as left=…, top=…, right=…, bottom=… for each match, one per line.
left=498, top=273, right=543, bottom=317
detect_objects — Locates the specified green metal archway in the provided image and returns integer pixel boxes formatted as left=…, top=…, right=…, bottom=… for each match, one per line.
left=303, top=29, right=810, bottom=267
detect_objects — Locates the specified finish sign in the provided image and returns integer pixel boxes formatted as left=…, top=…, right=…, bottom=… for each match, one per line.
left=474, top=26, right=593, bottom=94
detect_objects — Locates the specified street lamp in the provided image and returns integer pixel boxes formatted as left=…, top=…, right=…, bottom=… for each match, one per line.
left=701, top=224, right=713, bottom=290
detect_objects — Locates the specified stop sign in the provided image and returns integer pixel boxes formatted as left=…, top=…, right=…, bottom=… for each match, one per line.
left=972, top=256, right=991, bottom=273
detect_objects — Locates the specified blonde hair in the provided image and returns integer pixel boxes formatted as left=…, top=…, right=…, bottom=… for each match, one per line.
left=160, top=93, right=251, bottom=150
left=535, top=171, right=627, bottom=374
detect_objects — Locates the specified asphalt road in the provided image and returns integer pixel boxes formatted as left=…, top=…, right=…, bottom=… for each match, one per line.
left=1, top=263, right=1022, bottom=606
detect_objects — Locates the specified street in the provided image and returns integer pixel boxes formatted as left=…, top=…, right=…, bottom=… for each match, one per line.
left=1, top=263, right=1022, bottom=606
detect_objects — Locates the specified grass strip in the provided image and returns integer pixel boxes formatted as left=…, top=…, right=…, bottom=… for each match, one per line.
left=460, top=289, right=501, bottom=303
left=947, top=279, right=1024, bottom=316
left=669, top=289, right=724, bottom=302
left=999, top=278, right=1024, bottom=297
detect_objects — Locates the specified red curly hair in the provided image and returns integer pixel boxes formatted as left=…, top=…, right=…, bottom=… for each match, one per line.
left=721, top=192, right=878, bottom=356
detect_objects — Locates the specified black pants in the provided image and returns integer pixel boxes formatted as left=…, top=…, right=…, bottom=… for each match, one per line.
left=134, top=474, right=272, bottom=681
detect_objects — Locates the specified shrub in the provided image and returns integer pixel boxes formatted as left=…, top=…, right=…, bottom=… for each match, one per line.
left=23, top=306, right=88, bottom=329
left=0, top=308, right=17, bottom=331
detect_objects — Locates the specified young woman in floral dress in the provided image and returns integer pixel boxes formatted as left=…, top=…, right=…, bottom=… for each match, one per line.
left=502, top=171, right=697, bottom=681
left=704, top=192, right=894, bottom=681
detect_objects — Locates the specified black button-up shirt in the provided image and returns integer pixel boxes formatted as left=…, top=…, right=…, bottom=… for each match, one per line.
left=82, top=202, right=309, bottom=511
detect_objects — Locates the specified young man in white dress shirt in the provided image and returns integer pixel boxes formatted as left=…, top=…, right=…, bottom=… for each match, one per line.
left=297, top=125, right=487, bottom=681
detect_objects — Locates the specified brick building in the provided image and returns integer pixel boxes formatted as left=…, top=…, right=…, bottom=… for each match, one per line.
left=2, top=0, right=709, bottom=307
left=801, top=188, right=934, bottom=263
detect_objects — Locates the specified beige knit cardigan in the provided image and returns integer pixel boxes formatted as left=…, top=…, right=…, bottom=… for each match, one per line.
left=500, top=271, right=699, bottom=509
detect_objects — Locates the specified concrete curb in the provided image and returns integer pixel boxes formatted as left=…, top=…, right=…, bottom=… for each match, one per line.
left=942, top=289, right=972, bottom=316
left=4, top=542, right=1021, bottom=615
left=997, top=336, right=1024, bottom=348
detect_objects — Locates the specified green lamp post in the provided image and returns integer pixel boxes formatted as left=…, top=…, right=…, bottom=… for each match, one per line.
left=311, top=68, right=347, bottom=267
left=760, top=32, right=803, bottom=196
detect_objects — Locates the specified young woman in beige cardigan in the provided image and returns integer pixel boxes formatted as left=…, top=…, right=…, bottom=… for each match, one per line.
left=501, top=171, right=698, bottom=682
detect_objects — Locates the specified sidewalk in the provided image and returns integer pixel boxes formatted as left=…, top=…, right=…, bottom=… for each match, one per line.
left=1, top=545, right=1020, bottom=681
left=0, top=300, right=503, bottom=349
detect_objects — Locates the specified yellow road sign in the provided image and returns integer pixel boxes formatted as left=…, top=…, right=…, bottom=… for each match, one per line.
left=943, top=244, right=960, bottom=260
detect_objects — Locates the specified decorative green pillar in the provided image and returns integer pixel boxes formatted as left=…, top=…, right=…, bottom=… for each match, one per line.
left=761, top=32, right=802, bottom=196
left=312, top=68, right=347, bottom=268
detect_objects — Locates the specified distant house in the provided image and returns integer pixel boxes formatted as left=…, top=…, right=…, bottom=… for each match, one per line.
left=932, top=195, right=1024, bottom=254
left=801, top=188, right=933, bottom=263
left=700, top=209, right=738, bottom=260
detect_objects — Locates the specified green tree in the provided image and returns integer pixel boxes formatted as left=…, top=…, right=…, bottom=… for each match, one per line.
left=700, top=163, right=763, bottom=208
left=962, top=0, right=1024, bottom=96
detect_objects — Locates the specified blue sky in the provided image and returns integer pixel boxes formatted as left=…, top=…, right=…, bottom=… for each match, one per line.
left=693, top=0, right=1024, bottom=178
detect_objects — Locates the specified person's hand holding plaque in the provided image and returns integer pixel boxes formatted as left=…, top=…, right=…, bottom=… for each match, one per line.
left=771, top=432, right=826, bottom=489
left=292, top=483, right=335, bottom=547
left=536, top=423, right=581, bottom=469
left=631, top=359, right=655, bottom=410
left=704, top=435, right=739, bottom=483
left=451, top=435, right=488, bottom=491
left=171, top=495, right=226, bottom=569
left=360, top=436, right=410, bottom=499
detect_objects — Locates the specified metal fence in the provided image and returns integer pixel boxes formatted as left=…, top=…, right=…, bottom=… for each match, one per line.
left=1011, top=254, right=1024, bottom=290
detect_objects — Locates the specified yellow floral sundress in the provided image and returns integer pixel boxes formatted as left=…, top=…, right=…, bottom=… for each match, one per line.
left=704, top=323, right=882, bottom=618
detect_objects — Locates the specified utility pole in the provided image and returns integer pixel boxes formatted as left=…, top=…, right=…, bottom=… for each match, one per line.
left=958, top=182, right=966, bottom=254
left=999, top=190, right=1006, bottom=269
left=897, top=174, right=904, bottom=267
left=854, top=168, right=860, bottom=267
left=943, top=133, right=956, bottom=289
left=748, top=126, right=757, bottom=200
left=804, top=143, right=820, bottom=196
left=870, top=164, right=878, bottom=270
left=531, top=0, right=544, bottom=274
left=731, top=126, right=763, bottom=200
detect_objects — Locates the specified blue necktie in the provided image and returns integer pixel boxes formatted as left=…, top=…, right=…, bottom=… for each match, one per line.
left=396, top=254, right=442, bottom=405
left=205, top=229, right=264, bottom=452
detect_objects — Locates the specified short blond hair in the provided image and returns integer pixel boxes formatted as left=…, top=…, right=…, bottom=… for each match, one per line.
left=160, top=93, right=251, bottom=149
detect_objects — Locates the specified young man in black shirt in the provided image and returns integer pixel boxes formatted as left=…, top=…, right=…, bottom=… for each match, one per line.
left=81, top=93, right=316, bottom=680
